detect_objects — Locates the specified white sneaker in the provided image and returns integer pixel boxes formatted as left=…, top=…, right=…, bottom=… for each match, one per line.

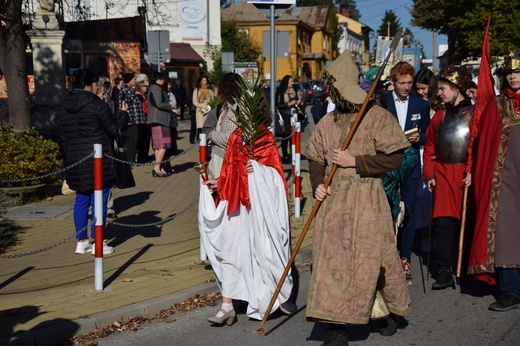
left=75, top=240, right=93, bottom=254
left=91, top=240, right=115, bottom=255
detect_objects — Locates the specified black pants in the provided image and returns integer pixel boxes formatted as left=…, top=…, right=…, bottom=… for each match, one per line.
left=137, top=125, right=151, bottom=163
left=433, top=217, right=460, bottom=272
left=189, top=112, right=198, bottom=143
left=281, top=138, right=290, bottom=159
left=122, top=124, right=139, bottom=163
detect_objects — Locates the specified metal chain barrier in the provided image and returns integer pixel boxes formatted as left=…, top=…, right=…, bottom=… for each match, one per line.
left=0, top=151, right=95, bottom=185
left=1, top=196, right=199, bottom=259
left=105, top=141, right=198, bottom=167
left=274, top=128, right=296, bottom=142
left=0, top=224, right=89, bottom=259
left=109, top=197, right=198, bottom=228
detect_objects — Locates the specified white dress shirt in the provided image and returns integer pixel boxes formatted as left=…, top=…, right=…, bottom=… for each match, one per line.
left=392, top=91, right=409, bottom=131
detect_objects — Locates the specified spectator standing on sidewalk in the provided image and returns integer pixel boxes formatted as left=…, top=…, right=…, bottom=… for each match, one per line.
left=111, top=77, right=123, bottom=115
left=305, top=51, right=411, bottom=344
left=119, top=72, right=146, bottom=163
left=171, top=78, right=187, bottom=120
left=58, top=69, right=128, bottom=255
left=276, top=75, right=303, bottom=164
left=147, top=73, right=174, bottom=177
left=192, top=76, right=214, bottom=143
left=135, top=73, right=151, bottom=163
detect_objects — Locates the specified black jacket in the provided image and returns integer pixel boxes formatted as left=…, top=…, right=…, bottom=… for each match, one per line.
left=58, top=89, right=128, bottom=192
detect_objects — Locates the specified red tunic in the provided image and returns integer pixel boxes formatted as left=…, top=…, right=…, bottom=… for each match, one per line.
left=423, top=109, right=467, bottom=219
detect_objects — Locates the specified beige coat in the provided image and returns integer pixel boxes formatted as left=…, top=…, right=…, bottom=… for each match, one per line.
left=305, top=105, right=412, bottom=324
left=192, top=87, right=214, bottom=129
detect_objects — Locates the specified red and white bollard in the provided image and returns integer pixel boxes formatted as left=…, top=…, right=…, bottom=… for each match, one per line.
left=93, top=143, right=104, bottom=291
left=198, top=134, right=208, bottom=262
left=199, top=133, right=207, bottom=163
left=294, top=122, right=301, bottom=218
left=291, top=115, right=297, bottom=183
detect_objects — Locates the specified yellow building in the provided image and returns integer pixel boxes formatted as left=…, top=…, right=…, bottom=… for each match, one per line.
left=221, top=3, right=335, bottom=82
left=337, top=13, right=371, bottom=72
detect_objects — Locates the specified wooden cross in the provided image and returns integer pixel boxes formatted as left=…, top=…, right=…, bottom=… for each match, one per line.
left=406, top=34, right=411, bottom=47
left=387, top=21, right=391, bottom=38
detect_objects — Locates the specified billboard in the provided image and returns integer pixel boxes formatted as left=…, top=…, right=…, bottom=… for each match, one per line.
left=234, top=62, right=259, bottom=83
left=179, top=0, right=206, bottom=42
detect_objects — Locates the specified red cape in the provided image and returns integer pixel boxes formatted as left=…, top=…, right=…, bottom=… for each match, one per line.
left=468, top=100, right=500, bottom=284
left=218, top=128, right=286, bottom=215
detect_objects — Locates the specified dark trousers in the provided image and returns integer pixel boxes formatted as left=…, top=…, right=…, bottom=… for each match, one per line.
left=179, top=106, right=185, bottom=120
left=281, top=138, right=290, bottom=159
left=499, top=268, right=520, bottom=298
left=399, top=175, right=420, bottom=260
left=189, top=112, right=198, bottom=143
left=433, top=216, right=460, bottom=272
left=168, top=127, right=178, bottom=154
left=137, top=125, right=151, bottom=163
left=122, top=124, right=139, bottom=163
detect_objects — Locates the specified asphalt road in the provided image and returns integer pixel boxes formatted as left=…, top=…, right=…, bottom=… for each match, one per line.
left=96, top=255, right=520, bottom=346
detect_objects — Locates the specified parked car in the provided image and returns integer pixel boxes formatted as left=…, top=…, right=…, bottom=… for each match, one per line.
left=300, top=81, right=315, bottom=105
left=309, top=79, right=324, bottom=103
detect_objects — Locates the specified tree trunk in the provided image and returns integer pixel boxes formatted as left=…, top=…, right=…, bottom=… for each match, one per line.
left=0, top=0, right=31, bottom=130
left=447, top=34, right=456, bottom=66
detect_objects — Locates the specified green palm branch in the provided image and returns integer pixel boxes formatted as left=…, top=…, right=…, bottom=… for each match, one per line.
left=230, top=77, right=273, bottom=159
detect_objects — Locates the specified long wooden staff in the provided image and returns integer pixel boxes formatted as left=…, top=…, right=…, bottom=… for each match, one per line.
left=260, top=29, right=404, bottom=326
left=456, top=184, right=469, bottom=278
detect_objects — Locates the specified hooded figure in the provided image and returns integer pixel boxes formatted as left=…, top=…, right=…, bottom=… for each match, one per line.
left=304, top=51, right=412, bottom=345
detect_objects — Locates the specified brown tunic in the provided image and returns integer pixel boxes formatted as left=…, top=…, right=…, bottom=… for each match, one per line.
left=305, top=106, right=412, bottom=325
left=493, top=96, right=520, bottom=267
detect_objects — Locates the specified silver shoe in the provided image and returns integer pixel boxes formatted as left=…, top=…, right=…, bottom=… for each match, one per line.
left=280, top=301, right=297, bottom=315
left=207, top=308, right=236, bottom=326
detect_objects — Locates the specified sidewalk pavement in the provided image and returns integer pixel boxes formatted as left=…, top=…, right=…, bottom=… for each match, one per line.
left=0, top=119, right=315, bottom=345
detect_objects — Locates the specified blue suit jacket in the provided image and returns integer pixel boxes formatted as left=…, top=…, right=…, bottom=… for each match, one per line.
left=385, top=92, right=430, bottom=179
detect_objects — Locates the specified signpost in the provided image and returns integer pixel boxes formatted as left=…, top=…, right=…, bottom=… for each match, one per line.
left=148, top=30, right=170, bottom=72
left=248, top=0, right=294, bottom=130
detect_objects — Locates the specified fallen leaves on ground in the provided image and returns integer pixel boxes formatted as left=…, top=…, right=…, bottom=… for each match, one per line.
left=71, top=292, right=222, bottom=345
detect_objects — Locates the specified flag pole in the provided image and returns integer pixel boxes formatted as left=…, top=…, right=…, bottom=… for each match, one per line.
left=260, top=28, right=404, bottom=326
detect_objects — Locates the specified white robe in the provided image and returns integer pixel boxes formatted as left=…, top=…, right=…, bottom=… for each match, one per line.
left=198, top=160, right=293, bottom=320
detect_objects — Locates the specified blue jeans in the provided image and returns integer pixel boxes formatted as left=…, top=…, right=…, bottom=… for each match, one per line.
left=499, top=268, right=520, bottom=298
left=74, top=184, right=111, bottom=240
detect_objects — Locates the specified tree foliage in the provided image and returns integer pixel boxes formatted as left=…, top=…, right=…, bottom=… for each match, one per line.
left=376, top=10, right=401, bottom=39
left=337, top=0, right=360, bottom=21
left=205, top=20, right=260, bottom=86
left=411, top=0, right=520, bottom=62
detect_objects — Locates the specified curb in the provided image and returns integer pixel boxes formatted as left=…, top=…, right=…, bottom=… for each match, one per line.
left=1, top=246, right=312, bottom=346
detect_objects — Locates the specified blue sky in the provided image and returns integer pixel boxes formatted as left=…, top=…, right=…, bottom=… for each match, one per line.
left=356, top=0, right=447, bottom=59
left=236, top=0, right=447, bottom=58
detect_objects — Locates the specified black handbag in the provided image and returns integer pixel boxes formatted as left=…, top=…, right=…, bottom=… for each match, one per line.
left=113, top=141, right=135, bottom=189
left=274, top=109, right=285, bottom=137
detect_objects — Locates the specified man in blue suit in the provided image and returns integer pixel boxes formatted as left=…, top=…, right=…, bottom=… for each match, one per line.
left=385, top=61, right=431, bottom=279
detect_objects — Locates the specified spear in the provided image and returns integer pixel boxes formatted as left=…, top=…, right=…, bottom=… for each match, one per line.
left=260, top=28, right=405, bottom=326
